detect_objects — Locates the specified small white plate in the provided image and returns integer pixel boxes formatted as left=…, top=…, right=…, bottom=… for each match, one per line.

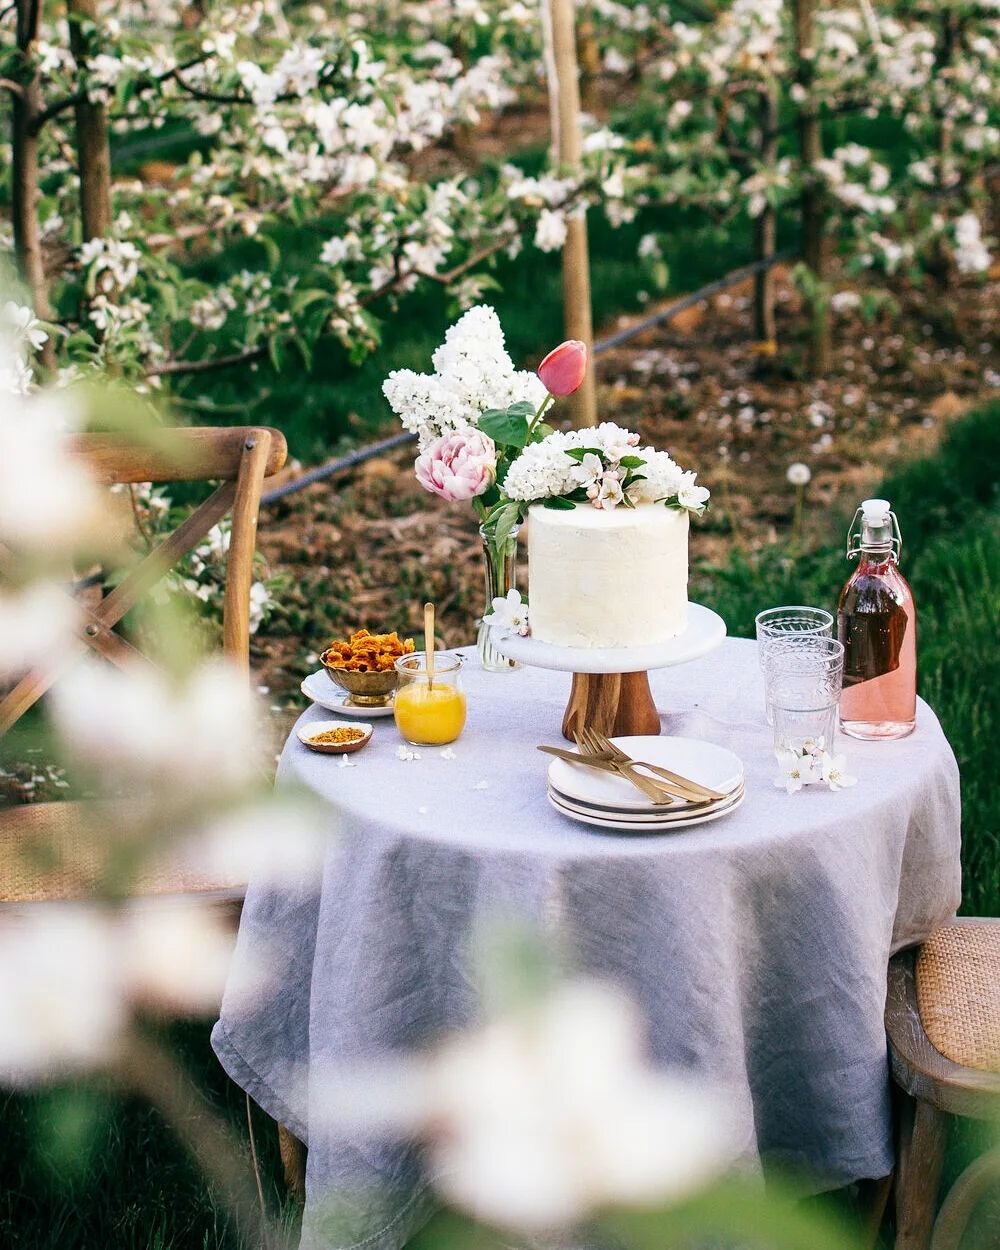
left=300, top=669, right=396, bottom=718
left=547, top=736, right=744, bottom=813
left=548, top=782, right=745, bottom=824
left=547, top=787, right=745, bottom=832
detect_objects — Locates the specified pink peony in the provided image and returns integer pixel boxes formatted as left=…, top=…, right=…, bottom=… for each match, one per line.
left=415, top=430, right=496, bottom=502
left=537, top=339, right=588, bottom=396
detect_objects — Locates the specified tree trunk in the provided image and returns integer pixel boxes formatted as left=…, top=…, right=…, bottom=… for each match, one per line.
left=792, top=0, right=829, bottom=377
left=753, top=81, right=779, bottom=354
left=576, top=13, right=601, bottom=113
left=11, top=0, right=54, bottom=363
left=68, top=0, right=113, bottom=243
left=545, top=0, right=597, bottom=428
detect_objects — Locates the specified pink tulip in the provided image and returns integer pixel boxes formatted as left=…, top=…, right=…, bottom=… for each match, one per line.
left=537, top=339, right=588, bottom=396
left=415, top=430, right=496, bottom=502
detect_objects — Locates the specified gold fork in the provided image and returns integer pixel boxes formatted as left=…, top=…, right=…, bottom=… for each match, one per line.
left=571, top=733, right=687, bottom=806
left=580, top=728, right=727, bottom=803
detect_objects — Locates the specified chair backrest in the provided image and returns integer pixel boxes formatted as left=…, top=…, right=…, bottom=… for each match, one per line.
left=0, top=425, right=287, bottom=736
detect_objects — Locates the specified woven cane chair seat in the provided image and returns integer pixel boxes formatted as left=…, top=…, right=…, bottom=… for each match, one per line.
left=915, top=921, right=1000, bottom=1074
left=0, top=801, right=245, bottom=905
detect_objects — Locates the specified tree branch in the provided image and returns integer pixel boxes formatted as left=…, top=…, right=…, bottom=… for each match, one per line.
left=0, top=76, right=25, bottom=96
left=144, top=344, right=268, bottom=378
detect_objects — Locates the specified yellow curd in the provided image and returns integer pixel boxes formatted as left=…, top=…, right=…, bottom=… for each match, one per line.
left=393, top=682, right=467, bottom=745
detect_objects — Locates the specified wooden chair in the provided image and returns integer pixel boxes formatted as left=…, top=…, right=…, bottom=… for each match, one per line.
left=885, top=919, right=1000, bottom=1250
left=0, top=426, right=286, bottom=902
left=0, top=423, right=308, bottom=1193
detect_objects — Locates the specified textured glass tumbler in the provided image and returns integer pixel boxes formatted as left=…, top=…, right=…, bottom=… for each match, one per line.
left=756, top=606, right=834, bottom=724
left=765, top=637, right=845, bottom=755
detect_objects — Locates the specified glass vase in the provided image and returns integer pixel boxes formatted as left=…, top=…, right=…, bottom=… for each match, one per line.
left=477, top=522, right=521, bottom=673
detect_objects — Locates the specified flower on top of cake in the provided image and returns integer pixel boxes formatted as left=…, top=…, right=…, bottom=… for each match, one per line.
left=501, top=422, right=710, bottom=514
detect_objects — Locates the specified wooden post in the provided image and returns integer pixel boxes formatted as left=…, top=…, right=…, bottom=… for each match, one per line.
left=792, top=0, right=829, bottom=377
left=68, top=0, right=113, bottom=243
left=10, top=0, right=54, bottom=362
left=544, top=0, right=597, bottom=428
left=753, top=81, right=779, bottom=358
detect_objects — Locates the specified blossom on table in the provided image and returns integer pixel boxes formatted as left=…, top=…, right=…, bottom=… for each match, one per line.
left=482, top=588, right=529, bottom=637
left=821, top=753, right=858, bottom=792
left=774, top=748, right=819, bottom=795
left=775, top=745, right=858, bottom=794
left=322, top=979, right=740, bottom=1232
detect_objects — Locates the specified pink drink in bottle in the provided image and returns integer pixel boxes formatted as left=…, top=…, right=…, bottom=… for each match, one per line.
left=837, top=498, right=917, bottom=740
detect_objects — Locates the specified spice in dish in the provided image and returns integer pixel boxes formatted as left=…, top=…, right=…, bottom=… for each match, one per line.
left=308, top=726, right=368, bottom=746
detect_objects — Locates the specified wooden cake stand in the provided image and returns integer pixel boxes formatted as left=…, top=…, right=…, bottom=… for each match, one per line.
left=492, top=604, right=727, bottom=741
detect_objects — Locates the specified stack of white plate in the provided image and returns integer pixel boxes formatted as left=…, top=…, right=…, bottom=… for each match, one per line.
left=547, top=736, right=745, bottom=833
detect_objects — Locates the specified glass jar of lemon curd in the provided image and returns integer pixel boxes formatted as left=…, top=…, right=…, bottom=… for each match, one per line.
left=393, top=652, right=467, bottom=746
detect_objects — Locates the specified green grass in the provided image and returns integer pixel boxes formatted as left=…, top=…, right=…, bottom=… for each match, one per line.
left=697, top=402, right=1000, bottom=917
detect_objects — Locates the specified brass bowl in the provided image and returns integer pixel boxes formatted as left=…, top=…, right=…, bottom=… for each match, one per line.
left=321, top=649, right=399, bottom=707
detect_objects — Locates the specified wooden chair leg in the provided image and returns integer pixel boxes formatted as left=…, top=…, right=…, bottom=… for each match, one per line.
left=278, top=1123, right=307, bottom=1201
left=930, top=1144, right=1000, bottom=1250
left=895, top=1096, right=948, bottom=1250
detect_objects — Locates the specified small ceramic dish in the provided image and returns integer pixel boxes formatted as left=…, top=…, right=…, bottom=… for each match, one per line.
left=297, top=720, right=373, bottom=755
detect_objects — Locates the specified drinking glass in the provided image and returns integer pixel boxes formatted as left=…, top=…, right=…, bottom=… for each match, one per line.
left=764, top=637, right=845, bottom=755
left=394, top=652, right=467, bottom=746
left=755, top=606, right=834, bottom=723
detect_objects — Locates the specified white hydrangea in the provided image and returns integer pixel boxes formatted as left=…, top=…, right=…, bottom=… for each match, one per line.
left=383, top=305, right=546, bottom=448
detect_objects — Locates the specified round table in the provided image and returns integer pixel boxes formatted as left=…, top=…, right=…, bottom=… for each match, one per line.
left=213, top=637, right=961, bottom=1250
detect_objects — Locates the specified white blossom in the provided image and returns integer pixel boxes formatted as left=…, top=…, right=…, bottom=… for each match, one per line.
left=50, top=657, right=261, bottom=795
left=773, top=748, right=818, bottom=795
left=0, top=583, right=80, bottom=679
left=786, top=462, right=812, bottom=486
left=323, top=980, right=741, bottom=1232
left=0, top=909, right=126, bottom=1085
left=482, top=588, right=529, bottom=636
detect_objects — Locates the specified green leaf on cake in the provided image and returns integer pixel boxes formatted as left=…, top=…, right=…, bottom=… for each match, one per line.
left=479, top=405, right=531, bottom=449
left=543, top=496, right=578, bottom=510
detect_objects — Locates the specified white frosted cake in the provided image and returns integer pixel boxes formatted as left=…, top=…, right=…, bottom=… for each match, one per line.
left=527, top=502, right=689, bottom=649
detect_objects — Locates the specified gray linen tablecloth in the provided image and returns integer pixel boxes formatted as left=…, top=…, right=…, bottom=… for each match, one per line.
left=213, top=637, right=961, bottom=1250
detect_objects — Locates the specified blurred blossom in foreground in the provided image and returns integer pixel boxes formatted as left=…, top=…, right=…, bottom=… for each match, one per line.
left=122, top=900, right=238, bottom=1016
left=0, top=908, right=126, bottom=1085
left=324, top=980, right=741, bottom=1233
left=179, top=794, right=330, bottom=889
left=0, top=900, right=267, bottom=1086
left=0, top=391, right=111, bottom=554
left=50, top=657, right=263, bottom=796
left=0, top=582, right=80, bottom=678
